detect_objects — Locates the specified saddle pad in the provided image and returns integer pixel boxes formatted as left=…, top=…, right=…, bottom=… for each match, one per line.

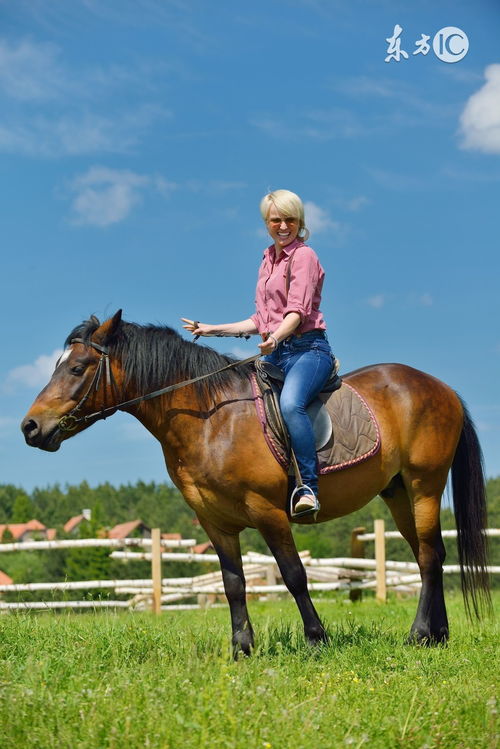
left=250, top=375, right=381, bottom=474
left=316, top=383, right=380, bottom=473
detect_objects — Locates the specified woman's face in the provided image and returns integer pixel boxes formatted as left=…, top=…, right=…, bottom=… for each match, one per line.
left=266, top=204, right=299, bottom=251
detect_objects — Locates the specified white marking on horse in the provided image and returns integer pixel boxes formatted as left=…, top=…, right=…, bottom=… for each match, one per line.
left=55, top=347, right=72, bottom=370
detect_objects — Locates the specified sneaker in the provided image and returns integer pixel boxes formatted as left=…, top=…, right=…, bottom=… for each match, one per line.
left=293, top=493, right=318, bottom=515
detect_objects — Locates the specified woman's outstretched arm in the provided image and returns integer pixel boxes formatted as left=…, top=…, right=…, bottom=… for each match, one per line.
left=181, top=318, right=258, bottom=338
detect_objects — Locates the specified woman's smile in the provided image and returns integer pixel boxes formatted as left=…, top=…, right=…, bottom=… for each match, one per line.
left=267, top=204, right=299, bottom=252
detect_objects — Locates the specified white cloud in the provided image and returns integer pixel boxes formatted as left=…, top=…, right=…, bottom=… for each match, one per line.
left=459, top=64, right=500, bottom=154
left=68, top=166, right=176, bottom=227
left=5, top=349, right=63, bottom=390
left=0, top=105, right=171, bottom=158
left=0, top=38, right=66, bottom=101
left=0, top=37, right=172, bottom=156
left=304, top=201, right=341, bottom=234
left=344, top=195, right=369, bottom=212
left=367, top=295, right=385, bottom=309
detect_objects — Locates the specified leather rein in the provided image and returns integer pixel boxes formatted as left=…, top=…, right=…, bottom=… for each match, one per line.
left=57, top=338, right=260, bottom=433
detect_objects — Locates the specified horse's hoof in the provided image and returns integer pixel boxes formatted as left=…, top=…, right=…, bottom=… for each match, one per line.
left=232, top=632, right=254, bottom=659
left=306, top=627, right=328, bottom=646
left=406, top=628, right=449, bottom=647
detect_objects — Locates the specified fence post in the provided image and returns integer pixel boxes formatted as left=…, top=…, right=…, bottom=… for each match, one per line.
left=349, top=526, right=366, bottom=602
left=266, top=562, right=278, bottom=600
left=151, top=528, right=162, bottom=615
left=374, top=519, right=386, bottom=602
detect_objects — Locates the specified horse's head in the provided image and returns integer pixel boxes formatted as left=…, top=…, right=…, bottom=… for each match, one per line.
left=21, top=310, right=123, bottom=452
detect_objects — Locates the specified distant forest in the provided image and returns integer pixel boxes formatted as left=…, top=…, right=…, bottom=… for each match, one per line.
left=0, top=477, right=498, bottom=596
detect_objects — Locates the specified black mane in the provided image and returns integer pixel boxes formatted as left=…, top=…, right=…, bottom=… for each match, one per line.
left=65, top=316, right=253, bottom=403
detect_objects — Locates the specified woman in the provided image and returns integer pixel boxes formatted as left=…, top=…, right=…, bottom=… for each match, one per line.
left=182, top=189, right=334, bottom=517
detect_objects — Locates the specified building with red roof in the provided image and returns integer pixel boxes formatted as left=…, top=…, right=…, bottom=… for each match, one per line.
left=0, top=519, right=48, bottom=542
left=108, top=520, right=151, bottom=540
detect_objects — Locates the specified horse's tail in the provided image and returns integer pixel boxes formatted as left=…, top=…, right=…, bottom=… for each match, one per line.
left=451, top=397, right=491, bottom=618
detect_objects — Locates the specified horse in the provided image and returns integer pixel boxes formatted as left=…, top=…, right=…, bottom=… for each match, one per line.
left=21, top=310, right=490, bottom=654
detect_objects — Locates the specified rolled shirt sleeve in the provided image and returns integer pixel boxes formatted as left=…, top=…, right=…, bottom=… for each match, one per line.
left=283, top=245, right=323, bottom=322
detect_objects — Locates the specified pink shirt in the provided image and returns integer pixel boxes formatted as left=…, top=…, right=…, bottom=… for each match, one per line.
left=250, top=238, right=327, bottom=335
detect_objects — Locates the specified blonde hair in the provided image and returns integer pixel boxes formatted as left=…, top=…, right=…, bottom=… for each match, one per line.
left=259, top=189, right=310, bottom=242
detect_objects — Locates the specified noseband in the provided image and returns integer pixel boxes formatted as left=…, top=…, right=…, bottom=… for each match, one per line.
left=57, top=339, right=260, bottom=433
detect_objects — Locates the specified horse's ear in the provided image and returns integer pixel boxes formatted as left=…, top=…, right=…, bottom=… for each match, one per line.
left=92, top=309, right=122, bottom=346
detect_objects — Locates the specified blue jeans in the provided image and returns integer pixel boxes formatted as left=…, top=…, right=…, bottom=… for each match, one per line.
left=263, top=330, right=334, bottom=496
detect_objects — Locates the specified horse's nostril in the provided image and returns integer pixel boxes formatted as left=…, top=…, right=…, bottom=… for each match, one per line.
left=22, top=418, right=39, bottom=438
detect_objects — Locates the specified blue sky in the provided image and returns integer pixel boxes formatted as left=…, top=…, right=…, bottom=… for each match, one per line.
left=1, top=0, right=499, bottom=491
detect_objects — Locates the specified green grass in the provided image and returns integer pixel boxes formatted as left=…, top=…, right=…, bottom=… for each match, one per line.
left=0, top=593, right=498, bottom=748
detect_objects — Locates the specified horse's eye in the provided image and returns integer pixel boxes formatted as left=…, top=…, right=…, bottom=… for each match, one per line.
left=70, top=365, right=86, bottom=376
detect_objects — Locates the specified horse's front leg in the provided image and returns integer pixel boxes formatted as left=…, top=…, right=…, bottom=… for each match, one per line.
left=199, top=518, right=254, bottom=658
left=255, top=509, right=327, bottom=645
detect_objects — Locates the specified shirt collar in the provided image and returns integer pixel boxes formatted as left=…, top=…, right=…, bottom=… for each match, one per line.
left=265, top=237, right=304, bottom=262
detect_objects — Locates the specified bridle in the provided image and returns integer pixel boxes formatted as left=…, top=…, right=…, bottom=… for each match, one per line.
left=57, top=339, right=119, bottom=432
left=57, top=338, right=260, bottom=433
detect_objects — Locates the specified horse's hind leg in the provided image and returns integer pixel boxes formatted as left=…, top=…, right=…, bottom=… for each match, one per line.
left=389, top=470, right=449, bottom=644
left=255, top=511, right=327, bottom=645
left=199, top=518, right=254, bottom=657
left=381, top=473, right=448, bottom=643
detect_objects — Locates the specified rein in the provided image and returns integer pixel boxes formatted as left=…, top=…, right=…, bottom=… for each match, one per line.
left=58, top=338, right=260, bottom=432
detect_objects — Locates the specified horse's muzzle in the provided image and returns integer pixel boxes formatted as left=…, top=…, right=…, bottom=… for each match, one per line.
left=21, top=416, right=61, bottom=452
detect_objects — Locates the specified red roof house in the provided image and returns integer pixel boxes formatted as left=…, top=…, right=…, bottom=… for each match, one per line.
left=108, top=520, right=151, bottom=540
left=0, top=519, right=48, bottom=542
left=64, top=514, right=86, bottom=534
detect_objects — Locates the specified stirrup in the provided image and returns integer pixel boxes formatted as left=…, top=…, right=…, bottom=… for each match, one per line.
left=290, top=484, right=320, bottom=519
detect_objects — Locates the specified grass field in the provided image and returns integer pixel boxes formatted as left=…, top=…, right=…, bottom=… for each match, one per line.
left=0, top=592, right=498, bottom=749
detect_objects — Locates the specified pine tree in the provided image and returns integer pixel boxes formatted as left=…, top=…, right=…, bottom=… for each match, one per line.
left=11, top=494, right=35, bottom=523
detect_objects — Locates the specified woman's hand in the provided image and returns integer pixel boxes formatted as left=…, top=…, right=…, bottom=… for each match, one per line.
left=181, top=318, right=213, bottom=337
left=258, top=335, right=278, bottom=355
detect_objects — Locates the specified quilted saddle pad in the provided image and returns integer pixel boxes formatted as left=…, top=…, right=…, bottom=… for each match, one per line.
left=250, top=375, right=381, bottom=474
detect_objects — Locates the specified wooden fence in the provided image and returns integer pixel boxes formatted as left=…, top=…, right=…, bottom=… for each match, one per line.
left=0, top=522, right=498, bottom=612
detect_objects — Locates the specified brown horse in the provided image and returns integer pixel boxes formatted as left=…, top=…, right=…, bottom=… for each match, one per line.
left=21, top=311, right=490, bottom=654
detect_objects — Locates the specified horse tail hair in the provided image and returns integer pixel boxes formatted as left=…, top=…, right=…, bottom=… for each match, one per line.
left=451, top=397, right=491, bottom=618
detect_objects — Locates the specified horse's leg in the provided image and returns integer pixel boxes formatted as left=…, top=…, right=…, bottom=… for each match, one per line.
left=255, top=511, right=327, bottom=645
left=394, top=470, right=449, bottom=644
left=381, top=475, right=448, bottom=641
left=198, top=518, right=254, bottom=657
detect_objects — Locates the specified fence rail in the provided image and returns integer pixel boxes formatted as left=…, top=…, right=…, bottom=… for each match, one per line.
left=0, top=522, right=498, bottom=611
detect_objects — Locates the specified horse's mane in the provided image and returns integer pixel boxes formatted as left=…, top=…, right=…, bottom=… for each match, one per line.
left=65, top=316, right=253, bottom=404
